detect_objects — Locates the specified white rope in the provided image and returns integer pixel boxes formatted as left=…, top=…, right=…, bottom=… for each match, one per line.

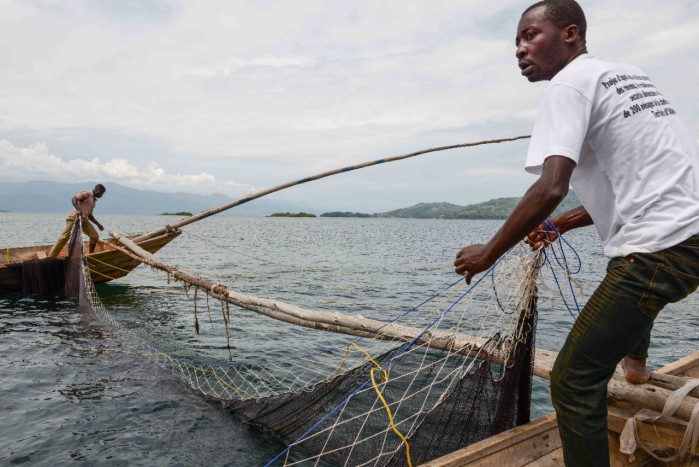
left=620, top=378, right=699, bottom=462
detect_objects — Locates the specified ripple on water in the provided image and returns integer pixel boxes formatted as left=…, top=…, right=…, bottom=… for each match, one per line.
left=1, top=215, right=698, bottom=465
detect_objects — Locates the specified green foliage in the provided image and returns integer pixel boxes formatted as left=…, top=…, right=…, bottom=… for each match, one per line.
left=160, top=211, right=193, bottom=216
left=269, top=212, right=317, bottom=218
left=320, top=212, right=373, bottom=218
left=375, top=202, right=465, bottom=219
left=371, top=192, right=582, bottom=220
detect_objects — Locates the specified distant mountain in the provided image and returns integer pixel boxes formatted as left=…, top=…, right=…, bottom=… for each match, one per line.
left=1, top=180, right=584, bottom=220
left=375, top=202, right=465, bottom=219
left=320, top=192, right=582, bottom=220
left=419, top=192, right=581, bottom=219
left=445, top=198, right=521, bottom=219
left=0, top=181, right=308, bottom=216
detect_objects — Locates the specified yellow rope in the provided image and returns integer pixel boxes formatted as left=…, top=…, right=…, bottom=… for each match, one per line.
left=336, top=342, right=411, bottom=465
left=201, top=366, right=245, bottom=398
left=335, top=344, right=353, bottom=376
left=6, top=247, right=11, bottom=264
left=85, top=267, right=181, bottom=294
left=87, top=254, right=139, bottom=274
left=335, top=342, right=388, bottom=382
left=370, top=367, right=413, bottom=467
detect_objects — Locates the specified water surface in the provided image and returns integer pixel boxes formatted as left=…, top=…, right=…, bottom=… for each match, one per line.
left=1, top=213, right=697, bottom=465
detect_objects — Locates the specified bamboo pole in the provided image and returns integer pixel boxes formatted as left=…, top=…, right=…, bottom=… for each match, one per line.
left=113, top=231, right=511, bottom=351
left=131, top=136, right=531, bottom=242
left=110, top=231, right=699, bottom=423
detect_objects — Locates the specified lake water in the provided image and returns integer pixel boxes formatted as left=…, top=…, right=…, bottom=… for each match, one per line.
left=1, top=212, right=697, bottom=466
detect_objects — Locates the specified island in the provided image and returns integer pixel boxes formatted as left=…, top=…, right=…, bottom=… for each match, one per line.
left=160, top=211, right=193, bottom=216
left=320, top=212, right=372, bottom=218
left=269, top=212, right=317, bottom=218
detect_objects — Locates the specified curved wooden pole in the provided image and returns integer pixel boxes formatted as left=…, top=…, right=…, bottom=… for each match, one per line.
left=132, top=135, right=531, bottom=242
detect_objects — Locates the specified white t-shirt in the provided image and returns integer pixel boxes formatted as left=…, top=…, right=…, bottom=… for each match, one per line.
left=525, top=54, right=699, bottom=257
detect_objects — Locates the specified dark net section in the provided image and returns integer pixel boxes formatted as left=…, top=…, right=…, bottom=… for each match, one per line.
left=20, top=257, right=65, bottom=296
left=19, top=220, right=84, bottom=299
left=64, top=219, right=86, bottom=303
left=222, top=304, right=537, bottom=466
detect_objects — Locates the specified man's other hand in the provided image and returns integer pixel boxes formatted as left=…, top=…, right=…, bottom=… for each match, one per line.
left=526, top=223, right=559, bottom=251
left=454, top=244, right=494, bottom=284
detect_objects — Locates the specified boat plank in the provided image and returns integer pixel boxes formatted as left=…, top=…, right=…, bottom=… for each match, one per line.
left=523, top=447, right=564, bottom=466
left=658, top=351, right=699, bottom=378
left=420, top=413, right=561, bottom=467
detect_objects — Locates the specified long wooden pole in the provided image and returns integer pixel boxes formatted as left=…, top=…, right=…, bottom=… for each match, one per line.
left=131, top=136, right=531, bottom=242
left=113, top=230, right=527, bottom=357
left=111, top=231, right=699, bottom=423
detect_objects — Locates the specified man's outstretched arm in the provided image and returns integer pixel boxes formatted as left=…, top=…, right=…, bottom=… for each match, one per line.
left=527, top=205, right=593, bottom=249
left=454, top=156, right=576, bottom=283
left=88, top=214, right=104, bottom=231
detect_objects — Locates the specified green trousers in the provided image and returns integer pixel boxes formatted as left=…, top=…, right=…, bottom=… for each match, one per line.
left=48, top=217, right=99, bottom=258
left=550, top=233, right=699, bottom=466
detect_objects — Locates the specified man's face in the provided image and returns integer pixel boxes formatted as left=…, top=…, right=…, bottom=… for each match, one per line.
left=515, top=6, right=569, bottom=82
left=94, top=188, right=105, bottom=198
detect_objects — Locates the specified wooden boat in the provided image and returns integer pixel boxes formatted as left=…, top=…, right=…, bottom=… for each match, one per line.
left=424, top=350, right=699, bottom=466
left=0, top=229, right=180, bottom=294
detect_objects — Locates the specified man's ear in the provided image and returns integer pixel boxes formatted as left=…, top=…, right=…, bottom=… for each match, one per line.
left=562, top=24, right=580, bottom=44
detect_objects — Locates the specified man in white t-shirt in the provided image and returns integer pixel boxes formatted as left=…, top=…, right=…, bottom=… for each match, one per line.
left=453, top=1, right=699, bottom=465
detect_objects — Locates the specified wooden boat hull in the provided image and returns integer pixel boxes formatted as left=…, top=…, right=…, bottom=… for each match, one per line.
left=0, top=231, right=180, bottom=294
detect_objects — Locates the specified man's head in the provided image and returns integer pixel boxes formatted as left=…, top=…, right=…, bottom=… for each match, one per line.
left=516, top=0, right=587, bottom=82
left=93, top=183, right=106, bottom=198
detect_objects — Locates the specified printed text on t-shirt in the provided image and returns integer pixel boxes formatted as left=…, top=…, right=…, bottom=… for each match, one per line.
left=601, top=74, right=676, bottom=119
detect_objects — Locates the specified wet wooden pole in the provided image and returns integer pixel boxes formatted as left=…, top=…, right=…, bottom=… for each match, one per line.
left=131, top=136, right=531, bottom=243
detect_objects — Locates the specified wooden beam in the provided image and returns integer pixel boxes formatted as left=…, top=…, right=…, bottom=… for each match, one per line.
left=112, top=230, right=541, bottom=366
left=109, top=232, right=699, bottom=424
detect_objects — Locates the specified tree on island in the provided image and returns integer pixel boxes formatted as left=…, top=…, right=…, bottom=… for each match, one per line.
left=320, top=212, right=373, bottom=218
left=269, top=212, right=317, bottom=218
left=160, top=211, right=193, bottom=216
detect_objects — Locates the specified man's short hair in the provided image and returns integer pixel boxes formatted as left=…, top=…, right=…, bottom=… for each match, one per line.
left=523, top=0, right=587, bottom=45
left=95, top=183, right=106, bottom=192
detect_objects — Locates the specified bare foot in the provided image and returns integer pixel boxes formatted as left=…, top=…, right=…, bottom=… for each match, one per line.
left=621, top=356, right=651, bottom=384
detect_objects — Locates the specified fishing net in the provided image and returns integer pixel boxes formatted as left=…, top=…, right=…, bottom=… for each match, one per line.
left=224, top=310, right=536, bottom=466
left=74, top=229, right=543, bottom=466
left=16, top=220, right=85, bottom=297
left=18, top=257, right=65, bottom=296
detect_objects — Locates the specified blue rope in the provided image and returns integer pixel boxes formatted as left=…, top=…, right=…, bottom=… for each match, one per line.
left=266, top=231, right=587, bottom=465
left=264, top=254, right=505, bottom=466
left=491, top=246, right=518, bottom=314
left=539, top=219, right=582, bottom=319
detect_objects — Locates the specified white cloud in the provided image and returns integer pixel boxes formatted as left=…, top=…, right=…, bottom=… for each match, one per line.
left=0, top=140, right=255, bottom=194
left=0, top=0, right=697, bottom=211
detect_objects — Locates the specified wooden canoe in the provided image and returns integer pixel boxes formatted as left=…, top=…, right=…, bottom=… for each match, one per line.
left=423, top=350, right=699, bottom=466
left=0, top=229, right=180, bottom=294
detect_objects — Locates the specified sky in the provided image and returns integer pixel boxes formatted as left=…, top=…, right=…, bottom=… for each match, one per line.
left=1, top=0, right=698, bottom=213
